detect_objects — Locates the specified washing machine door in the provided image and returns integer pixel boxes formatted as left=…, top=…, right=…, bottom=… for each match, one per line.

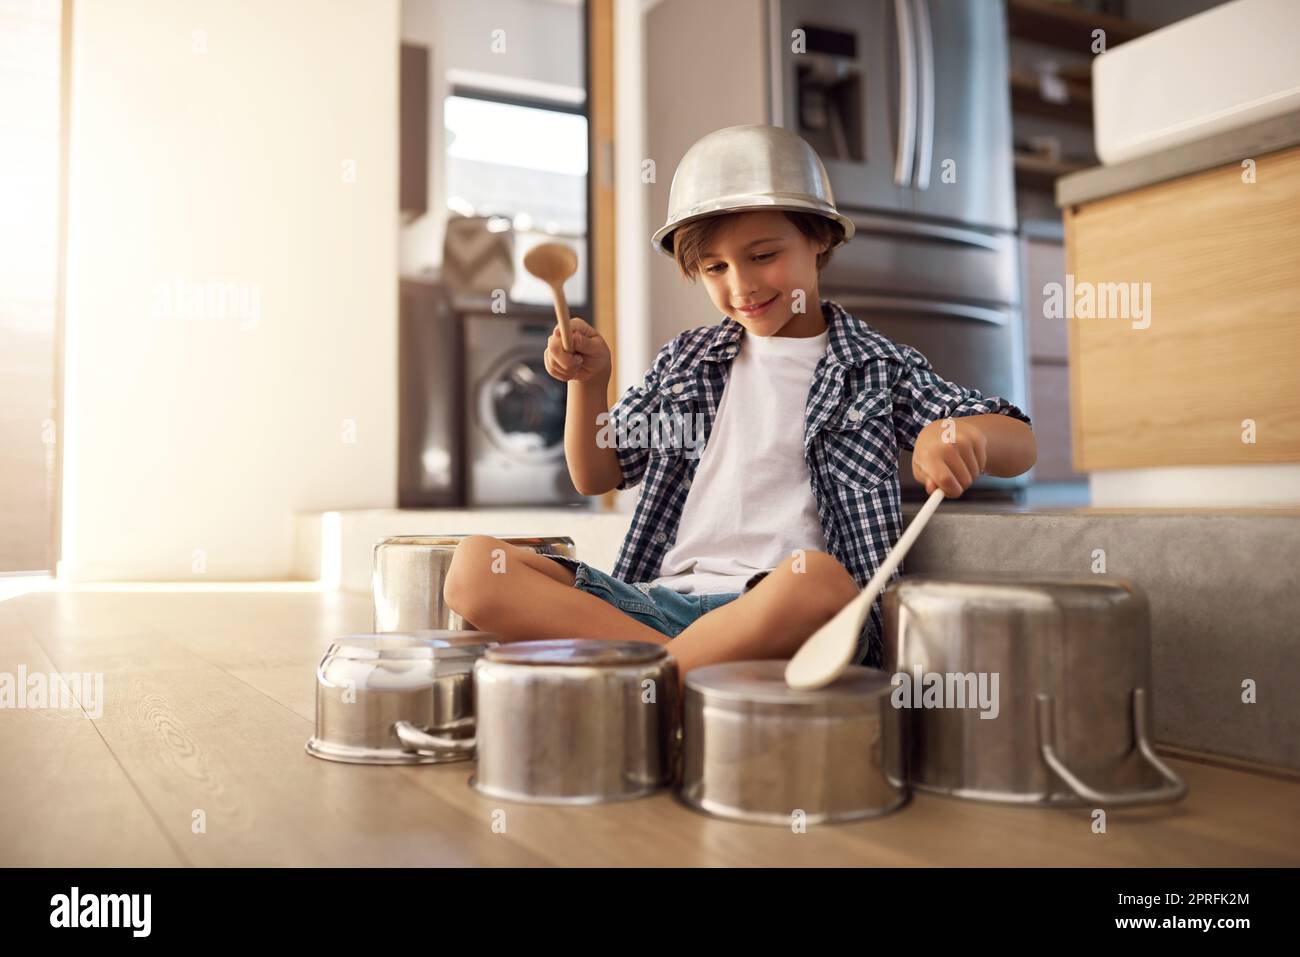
left=479, top=351, right=566, bottom=458
left=469, top=330, right=585, bottom=506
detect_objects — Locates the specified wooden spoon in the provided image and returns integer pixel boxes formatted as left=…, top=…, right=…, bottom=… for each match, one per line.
left=785, top=487, right=946, bottom=690
left=523, top=243, right=578, bottom=353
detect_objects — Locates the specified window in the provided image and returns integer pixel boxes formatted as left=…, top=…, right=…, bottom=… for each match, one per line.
left=443, top=90, right=588, bottom=305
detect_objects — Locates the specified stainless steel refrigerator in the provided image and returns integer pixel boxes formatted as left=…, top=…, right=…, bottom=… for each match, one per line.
left=769, top=0, right=1028, bottom=498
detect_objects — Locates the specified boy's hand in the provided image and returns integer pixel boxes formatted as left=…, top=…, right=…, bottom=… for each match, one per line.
left=912, top=417, right=987, bottom=498
left=543, top=316, right=611, bottom=385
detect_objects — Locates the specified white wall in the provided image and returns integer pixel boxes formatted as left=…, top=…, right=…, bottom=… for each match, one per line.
left=613, top=0, right=650, bottom=415
left=60, top=0, right=400, bottom=581
left=0, top=0, right=60, bottom=572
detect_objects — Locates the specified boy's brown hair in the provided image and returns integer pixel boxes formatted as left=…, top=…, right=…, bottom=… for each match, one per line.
left=670, top=210, right=842, bottom=282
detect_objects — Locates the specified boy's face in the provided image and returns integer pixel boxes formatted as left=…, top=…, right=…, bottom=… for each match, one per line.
left=695, top=211, right=829, bottom=337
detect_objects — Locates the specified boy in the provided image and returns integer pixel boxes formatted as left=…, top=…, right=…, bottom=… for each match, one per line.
left=444, top=125, right=1035, bottom=676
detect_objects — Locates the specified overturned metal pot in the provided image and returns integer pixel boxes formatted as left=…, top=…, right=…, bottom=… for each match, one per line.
left=306, top=631, right=498, bottom=765
left=882, top=574, right=1187, bottom=807
left=372, top=534, right=576, bottom=632
left=678, top=661, right=908, bottom=826
left=469, top=639, right=679, bottom=805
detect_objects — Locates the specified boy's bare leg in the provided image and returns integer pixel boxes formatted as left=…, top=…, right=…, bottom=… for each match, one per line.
left=666, top=550, right=860, bottom=681
left=443, top=536, right=670, bottom=646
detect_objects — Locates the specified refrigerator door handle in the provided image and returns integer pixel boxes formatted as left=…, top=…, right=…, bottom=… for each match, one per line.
left=845, top=211, right=1006, bottom=252
left=893, top=0, right=917, bottom=188
left=834, top=294, right=1010, bottom=327
left=912, top=0, right=935, bottom=190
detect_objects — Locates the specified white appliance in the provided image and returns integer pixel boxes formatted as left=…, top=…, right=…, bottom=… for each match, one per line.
left=463, top=309, right=587, bottom=507
left=1093, top=0, right=1300, bottom=165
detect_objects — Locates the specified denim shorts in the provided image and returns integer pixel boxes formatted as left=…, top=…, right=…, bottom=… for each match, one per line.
left=543, top=555, right=763, bottom=639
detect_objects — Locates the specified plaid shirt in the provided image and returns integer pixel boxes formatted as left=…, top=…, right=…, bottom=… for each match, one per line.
left=606, top=299, right=1032, bottom=667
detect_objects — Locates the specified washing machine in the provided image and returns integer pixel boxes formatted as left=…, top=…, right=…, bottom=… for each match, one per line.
left=464, top=307, right=588, bottom=507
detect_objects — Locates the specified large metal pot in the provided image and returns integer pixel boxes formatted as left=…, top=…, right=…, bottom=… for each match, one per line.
left=678, top=661, right=908, bottom=826
left=306, top=631, right=498, bottom=765
left=469, top=639, right=679, bottom=805
left=372, top=534, right=576, bottom=632
left=882, top=574, right=1187, bottom=806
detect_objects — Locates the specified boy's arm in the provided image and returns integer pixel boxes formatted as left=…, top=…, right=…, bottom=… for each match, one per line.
left=565, top=336, right=679, bottom=496
left=565, top=379, right=623, bottom=496
left=942, top=412, right=1036, bottom=478
left=890, top=345, right=1036, bottom=496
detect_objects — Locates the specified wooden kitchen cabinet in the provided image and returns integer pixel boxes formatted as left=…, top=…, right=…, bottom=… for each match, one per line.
left=1063, top=144, right=1300, bottom=471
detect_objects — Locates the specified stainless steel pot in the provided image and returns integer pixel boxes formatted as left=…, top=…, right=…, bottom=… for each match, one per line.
left=469, top=639, right=679, bottom=805
left=652, top=124, right=855, bottom=255
left=372, top=534, right=576, bottom=632
left=882, top=574, right=1187, bottom=806
left=306, top=631, right=498, bottom=765
left=678, top=660, right=908, bottom=826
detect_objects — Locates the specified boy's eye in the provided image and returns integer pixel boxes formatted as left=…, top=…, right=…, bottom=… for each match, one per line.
left=703, top=251, right=776, bottom=275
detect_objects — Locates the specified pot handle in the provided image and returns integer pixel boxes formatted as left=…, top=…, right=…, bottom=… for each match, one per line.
left=394, top=718, right=476, bottom=755
left=1035, top=688, right=1187, bottom=807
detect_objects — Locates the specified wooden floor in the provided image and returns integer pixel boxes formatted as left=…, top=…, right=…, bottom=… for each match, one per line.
left=1, top=584, right=1297, bottom=867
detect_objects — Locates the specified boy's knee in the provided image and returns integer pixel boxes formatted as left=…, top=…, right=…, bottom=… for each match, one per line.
left=443, top=535, right=507, bottom=617
left=773, top=550, right=858, bottom=620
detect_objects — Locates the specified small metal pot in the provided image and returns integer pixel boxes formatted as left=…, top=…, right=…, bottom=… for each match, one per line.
left=469, top=639, right=679, bottom=805
left=882, top=574, right=1187, bottom=806
left=678, top=661, right=908, bottom=826
left=372, top=534, right=576, bottom=632
left=306, top=631, right=498, bottom=765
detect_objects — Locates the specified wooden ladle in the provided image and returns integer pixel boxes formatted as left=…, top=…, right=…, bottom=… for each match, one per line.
left=523, top=243, right=578, bottom=353
left=785, top=487, right=946, bottom=689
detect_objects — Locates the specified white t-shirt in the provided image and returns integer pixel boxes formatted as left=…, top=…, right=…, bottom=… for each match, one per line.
left=650, top=327, right=830, bottom=595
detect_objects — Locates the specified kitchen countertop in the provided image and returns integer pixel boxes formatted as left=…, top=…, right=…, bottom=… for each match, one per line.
left=2, top=585, right=1297, bottom=866
left=1056, top=109, right=1300, bottom=207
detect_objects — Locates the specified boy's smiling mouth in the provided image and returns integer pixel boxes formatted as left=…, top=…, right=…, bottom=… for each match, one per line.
left=735, top=293, right=780, bottom=318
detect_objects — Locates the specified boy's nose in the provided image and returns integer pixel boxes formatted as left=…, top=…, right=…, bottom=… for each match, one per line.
left=729, top=273, right=758, bottom=301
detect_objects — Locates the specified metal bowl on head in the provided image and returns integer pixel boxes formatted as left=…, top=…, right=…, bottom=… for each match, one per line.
left=651, top=124, right=855, bottom=256
left=677, top=660, right=908, bottom=826
left=469, top=639, right=679, bottom=805
left=372, top=534, right=576, bottom=632
left=306, top=630, right=499, bottom=766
